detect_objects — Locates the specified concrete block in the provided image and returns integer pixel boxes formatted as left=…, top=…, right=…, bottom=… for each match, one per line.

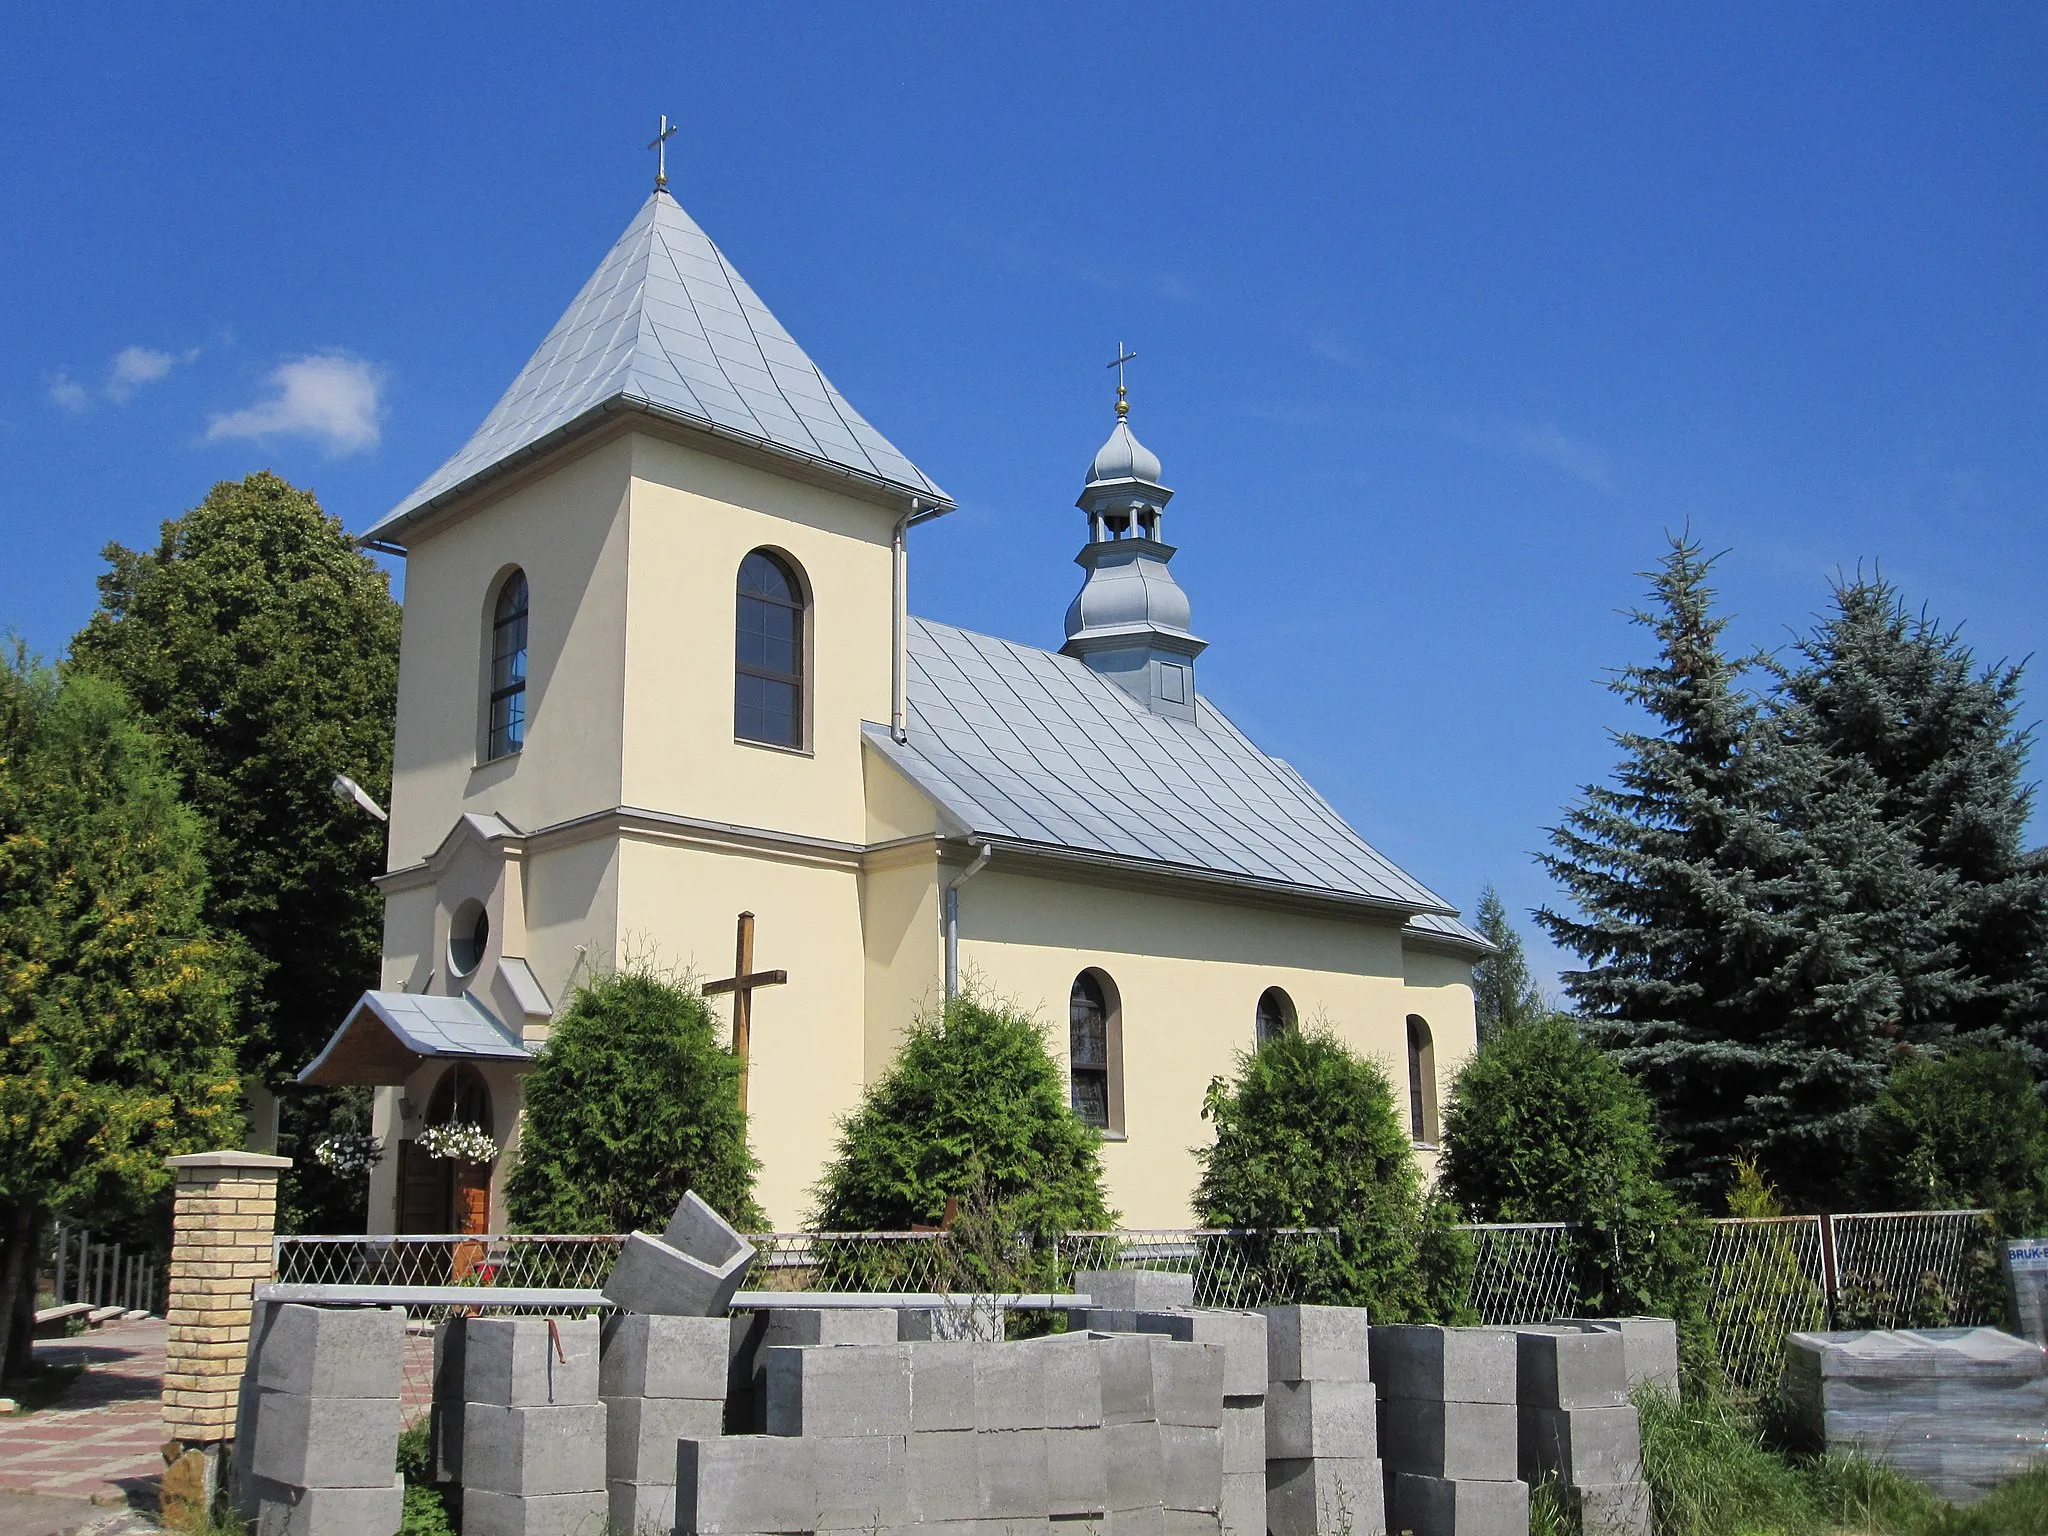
left=1137, top=1311, right=1269, bottom=1399
left=1108, top=1507, right=1167, bottom=1536
left=1516, top=1326, right=1629, bottom=1409
left=1150, top=1339, right=1225, bottom=1428
left=911, top=1340, right=980, bottom=1431
left=1385, top=1472, right=1529, bottom=1536
left=978, top=1427, right=1051, bottom=1519
left=1048, top=1424, right=1109, bottom=1517
left=976, top=1340, right=1049, bottom=1430
left=608, top=1478, right=678, bottom=1536
left=1025, top=1334, right=1105, bottom=1428
left=1160, top=1424, right=1222, bottom=1513
left=604, top=1228, right=751, bottom=1319
left=1369, top=1325, right=1517, bottom=1404
left=461, top=1487, right=611, bottom=1536
left=1562, top=1478, right=1654, bottom=1536
left=1163, top=1512, right=1222, bottom=1536
left=431, top=1317, right=467, bottom=1484
left=662, top=1190, right=756, bottom=1278
left=605, top=1394, right=724, bottom=1483
left=1076, top=1269, right=1197, bottom=1311
left=811, top=1432, right=911, bottom=1529
left=1264, top=1456, right=1384, bottom=1536
left=250, top=1389, right=400, bottom=1489
left=765, top=1306, right=903, bottom=1348
left=1070, top=1307, right=1142, bottom=1335
left=901, top=1303, right=1007, bottom=1340
left=907, top=1429, right=981, bottom=1523
left=1262, top=1305, right=1373, bottom=1384
left=1266, top=1378, right=1378, bottom=1460
left=601, top=1311, right=728, bottom=1400
left=678, top=1434, right=815, bottom=1534
left=1518, top=1404, right=1643, bottom=1483
left=462, top=1402, right=607, bottom=1497
left=1099, top=1334, right=1157, bottom=1425
left=466, top=1316, right=601, bottom=1407
left=254, top=1303, right=405, bottom=1400
left=766, top=1342, right=914, bottom=1436
left=1554, top=1317, right=1682, bottom=1400
left=250, top=1476, right=402, bottom=1536
left=1376, top=1398, right=1518, bottom=1481
left=1105, top=1419, right=1165, bottom=1512
left=1220, top=1400, right=1265, bottom=1474
left=1220, top=1471, right=1265, bottom=1536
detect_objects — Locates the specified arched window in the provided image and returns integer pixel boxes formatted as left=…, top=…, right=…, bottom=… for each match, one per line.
left=735, top=550, right=806, bottom=748
left=486, top=570, right=529, bottom=760
left=1255, top=987, right=1296, bottom=1048
left=1069, top=970, right=1123, bottom=1133
left=1406, top=1015, right=1439, bottom=1145
left=426, top=1061, right=494, bottom=1136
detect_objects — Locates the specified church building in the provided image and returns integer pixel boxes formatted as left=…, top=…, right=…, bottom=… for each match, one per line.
left=300, top=180, right=1488, bottom=1233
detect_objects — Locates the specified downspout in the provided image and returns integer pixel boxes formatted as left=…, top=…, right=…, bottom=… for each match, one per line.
left=944, top=842, right=995, bottom=1000
left=891, top=501, right=919, bottom=744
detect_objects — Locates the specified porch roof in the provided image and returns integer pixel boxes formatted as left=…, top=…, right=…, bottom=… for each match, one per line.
left=298, top=991, right=533, bottom=1087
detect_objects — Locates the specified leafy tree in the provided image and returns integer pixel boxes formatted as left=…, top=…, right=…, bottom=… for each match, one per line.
left=1195, top=1027, right=1472, bottom=1322
left=1471, top=884, right=1547, bottom=1041
left=1439, top=1018, right=1706, bottom=1334
left=0, top=656, right=242, bottom=1383
left=505, top=968, right=763, bottom=1235
left=812, top=994, right=1113, bottom=1237
left=1781, top=576, right=2048, bottom=1055
left=1537, top=535, right=1803, bottom=1202
left=70, top=471, right=401, bottom=1230
left=1861, top=1045, right=2048, bottom=1237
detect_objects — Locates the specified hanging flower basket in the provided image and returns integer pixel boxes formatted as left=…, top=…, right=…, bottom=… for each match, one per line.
left=312, top=1130, right=383, bottom=1179
left=415, top=1122, right=498, bottom=1165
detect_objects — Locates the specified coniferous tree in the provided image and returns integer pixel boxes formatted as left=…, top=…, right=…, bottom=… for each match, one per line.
left=1471, top=884, right=1547, bottom=1041
left=1537, top=536, right=1799, bottom=1201
left=0, top=657, right=242, bottom=1383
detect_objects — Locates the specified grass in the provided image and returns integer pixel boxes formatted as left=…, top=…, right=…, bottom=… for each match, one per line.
left=1636, top=1386, right=2048, bottom=1536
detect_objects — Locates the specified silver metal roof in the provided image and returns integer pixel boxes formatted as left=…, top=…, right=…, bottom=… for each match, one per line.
left=372, top=190, right=949, bottom=537
left=867, top=619, right=1482, bottom=937
left=297, top=990, right=531, bottom=1084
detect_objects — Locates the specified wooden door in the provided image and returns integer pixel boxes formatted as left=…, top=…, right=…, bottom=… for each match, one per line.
left=451, top=1161, right=492, bottom=1280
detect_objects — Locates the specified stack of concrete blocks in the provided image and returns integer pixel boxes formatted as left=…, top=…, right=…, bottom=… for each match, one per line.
left=1134, top=1310, right=1267, bottom=1536
left=460, top=1316, right=607, bottom=1536
left=1515, top=1327, right=1649, bottom=1536
left=243, top=1302, right=405, bottom=1534
left=1263, top=1306, right=1385, bottom=1536
left=1783, top=1327, right=2048, bottom=1504
left=603, top=1313, right=729, bottom=1533
left=727, top=1306, right=900, bottom=1433
left=1369, top=1325, right=1523, bottom=1536
left=1549, top=1317, right=1681, bottom=1401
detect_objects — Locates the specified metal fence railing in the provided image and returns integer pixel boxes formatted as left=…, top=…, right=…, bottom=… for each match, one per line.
left=271, top=1209, right=1999, bottom=1404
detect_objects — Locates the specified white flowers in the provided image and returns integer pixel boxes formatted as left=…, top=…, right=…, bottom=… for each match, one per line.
left=312, top=1130, right=383, bottom=1178
left=415, top=1122, right=499, bottom=1164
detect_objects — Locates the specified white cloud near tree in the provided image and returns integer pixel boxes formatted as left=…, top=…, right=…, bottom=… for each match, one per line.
left=206, top=354, right=383, bottom=455
left=50, top=343, right=199, bottom=409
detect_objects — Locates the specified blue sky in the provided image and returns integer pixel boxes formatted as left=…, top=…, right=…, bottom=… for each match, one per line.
left=4, top=5, right=2043, bottom=992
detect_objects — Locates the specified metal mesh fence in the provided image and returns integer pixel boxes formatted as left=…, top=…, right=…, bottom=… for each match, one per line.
left=1705, top=1216, right=1830, bottom=1394
left=1462, top=1223, right=1580, bottom=1324
left=1829, top=1210, right=1996, bottom=1331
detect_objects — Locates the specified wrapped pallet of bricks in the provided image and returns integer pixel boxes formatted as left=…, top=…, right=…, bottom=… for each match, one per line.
left=244, top=1303, right=405, bottom=1535
left=1515, top=1326, right=1650, bottom=1536
left=460, top=1315, right=607, bottom=1536
left=1783, top=1327, right=2048, bottom=1504
left=1370, top=1324, right=1525, bottom=1536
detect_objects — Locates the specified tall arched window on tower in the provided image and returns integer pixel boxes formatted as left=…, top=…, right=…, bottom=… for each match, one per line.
left=736, top=550, right=806, bottom=748
left=1255, top=987, right=1296, bottom=1048
left=1069, top=970, right=1123, bottom=1134
left=1406, top=1015, right=1439, bottom=1145
left=485, top=570, right=529, bottom=760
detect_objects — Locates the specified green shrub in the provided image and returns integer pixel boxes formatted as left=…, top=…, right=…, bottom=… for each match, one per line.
left=505, top=968, right=763, bottom=1234
left=1862, top=1045, right=2048, bottom=1237
left=810, top=993, right=1113, bottom=1244
left=1440, top=1017, right=1707, bottom=1349
left=1194, top=1027, right=1472, bottom=1321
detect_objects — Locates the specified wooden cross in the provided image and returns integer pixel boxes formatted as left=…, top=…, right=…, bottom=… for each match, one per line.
left=702, top=911, right=785, bottom=1113
left=648, top=114, right=678, bottom=191
left=1107, top=343, right=1137, bottom=418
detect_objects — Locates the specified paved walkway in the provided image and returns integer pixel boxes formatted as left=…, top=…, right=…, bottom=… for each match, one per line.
left=0, top=1321, right=166, bottom=1515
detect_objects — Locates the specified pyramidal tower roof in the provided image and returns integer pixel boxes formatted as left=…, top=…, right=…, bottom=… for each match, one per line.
left=370, top=190, right=951, bottom=538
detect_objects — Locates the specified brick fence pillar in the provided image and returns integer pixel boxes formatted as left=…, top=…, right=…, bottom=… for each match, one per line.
left=158, top=1150, right=290, bottom=1520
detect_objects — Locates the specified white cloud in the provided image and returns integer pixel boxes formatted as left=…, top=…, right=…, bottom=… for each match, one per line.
left=105, top=345, right=178, bottom=402
left=207, top=354, right=383, bottom=455
left=1510, top=422, right=1612, bottom=489
left=49, top=372, right=90, bottom=411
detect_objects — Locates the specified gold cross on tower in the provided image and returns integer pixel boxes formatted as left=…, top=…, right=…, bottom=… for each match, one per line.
left=648, top=114, right=678, bottom=191
left=1107, top=343, right=1138, bottom=419
left=702, top=911, right=786, bottom=1113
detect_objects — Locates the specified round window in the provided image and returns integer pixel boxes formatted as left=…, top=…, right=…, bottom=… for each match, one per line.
left=449, top=899, right=490, bottom=976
